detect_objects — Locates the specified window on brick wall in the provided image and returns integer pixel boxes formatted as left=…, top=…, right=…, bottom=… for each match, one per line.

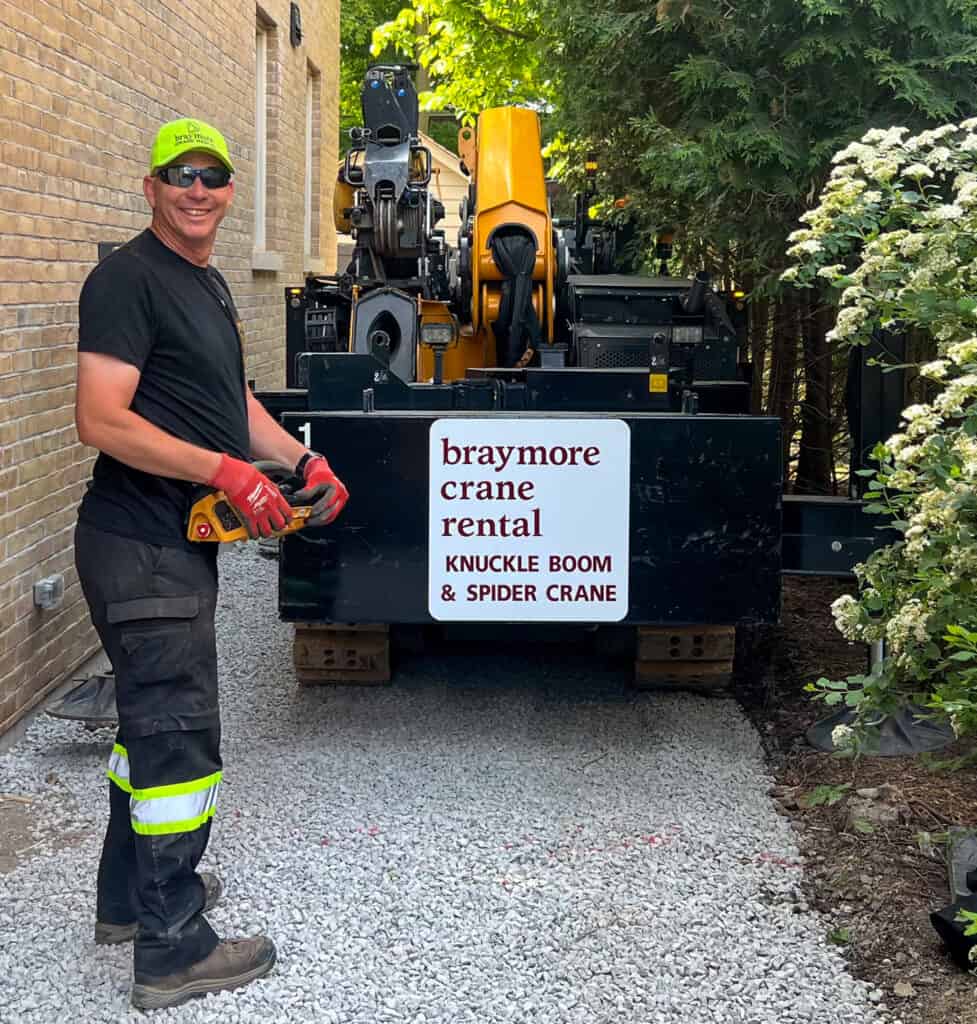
left=254, top=20, right=268, bottom=251
left=304, top=65, right=322, bottom=264
left=253, top=10, right=281, bottom=270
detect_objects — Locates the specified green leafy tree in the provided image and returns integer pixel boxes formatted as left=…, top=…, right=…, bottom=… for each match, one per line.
left=376, top=0, right=977, bottom=281
left=371, top=0, right=552, bottom=119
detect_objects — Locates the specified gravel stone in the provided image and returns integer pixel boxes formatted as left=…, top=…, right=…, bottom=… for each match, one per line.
left=0, top=544, right=884, bottom=1022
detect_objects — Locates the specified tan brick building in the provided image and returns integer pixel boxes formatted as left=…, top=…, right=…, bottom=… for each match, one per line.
left=0, top=0, right=340, bottom=734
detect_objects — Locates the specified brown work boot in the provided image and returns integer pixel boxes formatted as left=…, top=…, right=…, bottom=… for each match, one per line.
left=130, top=935, right=277, bottom=1010
left=94, top=872, right=223, bottom=945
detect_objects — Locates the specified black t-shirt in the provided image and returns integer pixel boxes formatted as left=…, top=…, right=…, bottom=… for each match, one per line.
left=77, top=229, right=250, bottom=548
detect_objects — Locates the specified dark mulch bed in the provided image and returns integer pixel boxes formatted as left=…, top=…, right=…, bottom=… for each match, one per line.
left=735, top=576, right=977, bottom=1023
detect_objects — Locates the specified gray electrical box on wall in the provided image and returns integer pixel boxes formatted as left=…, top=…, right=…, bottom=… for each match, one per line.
left=34, top=574, right=65, bottom=610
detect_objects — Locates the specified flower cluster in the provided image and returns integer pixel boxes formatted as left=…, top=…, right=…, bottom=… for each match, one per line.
left=783, top=119, right=977, bottom=355
left=831, top=724, right=856, bottom=751
left=830, top=593, right=864, bottom=641
left=787, top=120, right=977, bottom=736
left=884, top=598, right=932, bottom=653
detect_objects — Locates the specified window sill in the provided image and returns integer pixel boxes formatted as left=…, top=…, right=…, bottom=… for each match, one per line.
left=251, top=250, right=284, bottom=273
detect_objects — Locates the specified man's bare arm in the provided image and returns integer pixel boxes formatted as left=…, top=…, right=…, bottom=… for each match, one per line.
left=246, top=389, right=307, bottom=470
left=76, top=351, right=222, bottom=483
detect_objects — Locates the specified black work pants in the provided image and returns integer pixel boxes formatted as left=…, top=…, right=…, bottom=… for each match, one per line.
left=75, top=521, right=222, bottom=979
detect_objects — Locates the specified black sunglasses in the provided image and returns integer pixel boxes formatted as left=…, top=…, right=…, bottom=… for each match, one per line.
left=157, top=165, right=232, bottom=189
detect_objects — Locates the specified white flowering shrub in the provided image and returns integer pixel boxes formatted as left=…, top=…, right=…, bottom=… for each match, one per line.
left=784, top=119, right=977, bottom=744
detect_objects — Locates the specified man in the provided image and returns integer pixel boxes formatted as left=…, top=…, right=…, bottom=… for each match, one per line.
left=74, top=117, right=348, bottom=1011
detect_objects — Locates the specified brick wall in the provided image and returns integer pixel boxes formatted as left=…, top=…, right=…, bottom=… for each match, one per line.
left=0, top=0, right=340, bottom=735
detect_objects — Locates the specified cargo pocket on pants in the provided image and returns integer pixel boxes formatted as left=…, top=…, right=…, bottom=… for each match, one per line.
left=107, top=595, right=216, bottom=738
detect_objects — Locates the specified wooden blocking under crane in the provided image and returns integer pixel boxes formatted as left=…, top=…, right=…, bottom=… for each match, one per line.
left=634, top=625, right=736, bottom=691
left=293, top=623, right=391, bottom=685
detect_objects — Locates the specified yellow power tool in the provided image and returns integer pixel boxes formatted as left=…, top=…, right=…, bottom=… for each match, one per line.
left=187, top=491, right=314, bottom=543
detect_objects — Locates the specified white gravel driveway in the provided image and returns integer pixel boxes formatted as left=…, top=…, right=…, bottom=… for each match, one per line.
left=0, top=545, right=886, bottom=1022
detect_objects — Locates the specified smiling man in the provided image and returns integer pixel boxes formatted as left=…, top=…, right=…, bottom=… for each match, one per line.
left=73, top=118, right=349, bottom=1010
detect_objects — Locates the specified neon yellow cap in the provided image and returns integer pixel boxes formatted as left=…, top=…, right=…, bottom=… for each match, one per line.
left=149, top=118, right=234, bottom=173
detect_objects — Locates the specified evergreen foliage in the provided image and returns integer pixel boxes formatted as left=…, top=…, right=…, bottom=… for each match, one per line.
left=549, top=0, right=977, bottom=286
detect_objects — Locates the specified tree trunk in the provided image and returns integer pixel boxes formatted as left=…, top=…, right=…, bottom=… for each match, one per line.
left=748, top=295, right=769, bottom=416
left=766, top=296, right=800, bottom=489
left=794, top=298, right=834, bottom=494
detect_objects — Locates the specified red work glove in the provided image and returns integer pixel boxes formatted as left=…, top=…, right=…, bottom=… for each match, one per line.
left=293, top=455, right=349, bottom=526
left=208, top=454, right=292, bottom=539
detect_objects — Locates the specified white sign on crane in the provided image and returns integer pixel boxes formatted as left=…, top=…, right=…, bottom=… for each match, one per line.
left=428, top=418, right=631, bottom=621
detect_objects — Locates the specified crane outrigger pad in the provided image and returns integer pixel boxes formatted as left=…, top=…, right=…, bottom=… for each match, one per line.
left=45, top=672, right=117, bottom=727
left=806, top=704, right=955, bottom=755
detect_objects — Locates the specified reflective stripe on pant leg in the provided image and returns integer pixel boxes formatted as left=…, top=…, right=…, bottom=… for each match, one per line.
left=130, top=771, right=222, bottom=836
left=109, top=743, right=220, bottom=835
left=107, top=742, right=132, bottom=793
